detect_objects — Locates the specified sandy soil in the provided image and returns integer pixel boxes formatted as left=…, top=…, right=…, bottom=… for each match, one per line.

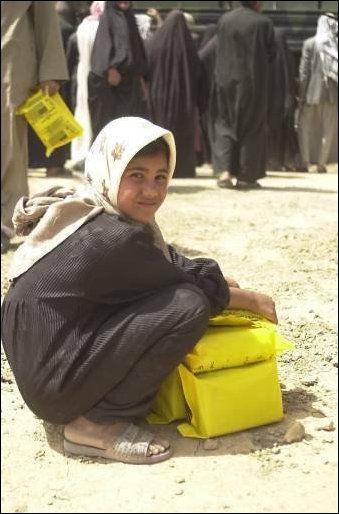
left=1, top=166, right=338, bottom=513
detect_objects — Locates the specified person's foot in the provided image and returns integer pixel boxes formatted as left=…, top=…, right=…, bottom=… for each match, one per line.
left=235, top=180, right=261, bottom=190
left=307, top=164, right=321, bottom=173
left=217, top=172, right=234, bottom=189
left=63, top=416, right=172, bottom=464
left=1, top=230, right=10, bottom=254
left=316, top=164, right=327, bottom=174
left=296, top=162, right=309, bottom=173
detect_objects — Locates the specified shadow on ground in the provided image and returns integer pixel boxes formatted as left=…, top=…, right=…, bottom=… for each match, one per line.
left=43, top=386, right=319, bottom=464
left=234, top=186, right=337, bottom=194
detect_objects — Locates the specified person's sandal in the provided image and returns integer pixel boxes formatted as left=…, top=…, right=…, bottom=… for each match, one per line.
left=64, top=423, right=172, bottom=464
left=235, top=180, right=261, bottom=190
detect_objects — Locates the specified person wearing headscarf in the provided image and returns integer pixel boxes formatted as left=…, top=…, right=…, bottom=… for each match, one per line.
left=87, top=1, right=148, bottom=140
left=146, top=10, right=202, bottom=177
left=215, top=1, right=276, bottom=189
left=1, top=117, right=278, bottom=464
left=298, top=13, right=338, bottom=173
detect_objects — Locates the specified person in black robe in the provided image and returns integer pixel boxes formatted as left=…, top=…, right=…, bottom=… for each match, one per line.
left=267, top=28, right=305, bottom=171
left=215, top=1, right=276, bottom=189
left=146, top=10, right=202, bottom=178
left=88, top=1, right=148, bottom=140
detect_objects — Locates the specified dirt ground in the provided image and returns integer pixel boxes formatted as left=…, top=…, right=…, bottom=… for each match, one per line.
left=1, top=165, right=338, bottom=513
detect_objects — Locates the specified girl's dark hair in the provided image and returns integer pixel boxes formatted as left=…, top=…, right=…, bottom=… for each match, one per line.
left=134, top=137, right=170, bottom=163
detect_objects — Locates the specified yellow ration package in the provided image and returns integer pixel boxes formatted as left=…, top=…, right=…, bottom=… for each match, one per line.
left=16, top=89, right=83, bottom=157
left=177, top=357, right=284, bottom=439
left=184, top=310, right=294, bottom=374
left=147, top=310, right=294, bottom=436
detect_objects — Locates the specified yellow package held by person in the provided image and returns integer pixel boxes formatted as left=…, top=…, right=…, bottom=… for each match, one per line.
left=16, top=89, right=83, bottom=157
left=177, top=357, right=284, bottom=438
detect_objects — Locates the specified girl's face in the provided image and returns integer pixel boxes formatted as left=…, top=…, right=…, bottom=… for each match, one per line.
left=117, top=152, right=169, bottom=223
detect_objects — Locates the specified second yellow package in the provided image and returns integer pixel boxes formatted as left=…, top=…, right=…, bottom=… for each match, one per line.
left=16, top=89, right=83, bottom=156
left=177, top=357, right=283, bottom=438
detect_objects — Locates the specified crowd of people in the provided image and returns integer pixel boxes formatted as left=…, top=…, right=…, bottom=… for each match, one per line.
left=1, top=0, right=338, bottom=247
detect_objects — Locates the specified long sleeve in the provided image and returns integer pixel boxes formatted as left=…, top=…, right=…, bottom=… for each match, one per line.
left=85, top=218, right=229, bottom=316
left=168, top=245, right=230, bottom=315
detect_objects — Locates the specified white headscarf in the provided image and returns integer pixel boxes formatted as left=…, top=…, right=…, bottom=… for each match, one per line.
left=315, top=13, right=338, bottom=84
left=9, top=117, right=176, bottom=280
left=84, top=116, right=176, bottom=210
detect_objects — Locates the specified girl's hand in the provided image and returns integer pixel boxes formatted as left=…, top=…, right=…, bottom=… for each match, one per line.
left=251, top=292, right=278, bottom=324
left=228, top=288, right=278, bottom=324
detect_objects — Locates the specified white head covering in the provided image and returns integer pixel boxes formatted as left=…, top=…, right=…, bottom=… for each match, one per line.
left=9, top=117, right=176, bottom=280
left=84, top=117, right=176, bottom=210
left=315, top=13, right=338, bottom=84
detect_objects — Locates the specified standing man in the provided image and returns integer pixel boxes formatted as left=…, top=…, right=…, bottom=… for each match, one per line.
left=1, top=1, right=69, bottom=253
left=215, top=1, right=276, bottom=189
left=298, top=13, right=338, bottom=174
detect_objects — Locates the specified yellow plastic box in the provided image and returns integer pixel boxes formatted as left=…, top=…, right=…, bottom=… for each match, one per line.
left=177, top=357, right=283, bottom=438
left=147, top=310, right=293, bottom=438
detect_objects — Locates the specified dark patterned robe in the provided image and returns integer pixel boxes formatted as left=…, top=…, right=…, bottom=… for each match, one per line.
left=1, top=213, right=229, bottom=424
